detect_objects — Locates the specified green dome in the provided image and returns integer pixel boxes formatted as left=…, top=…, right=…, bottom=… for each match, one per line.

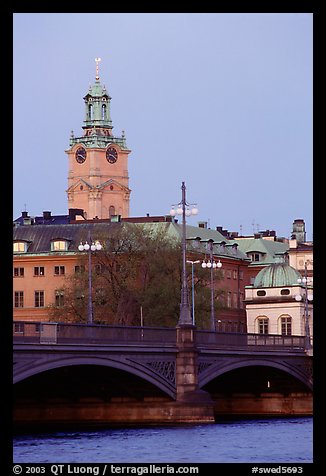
left=253, top=263, right=302, bottom=288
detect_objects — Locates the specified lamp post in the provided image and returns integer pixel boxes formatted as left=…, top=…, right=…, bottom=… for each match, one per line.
left=295, top=261, right=313, bottom=350
left=78, top=231, right=102, bottom=324
left=201, top=240, right=222, bottom=331
left=186, top=260, right=200, bottom=325
left=170, top=182, right=198, bottom=326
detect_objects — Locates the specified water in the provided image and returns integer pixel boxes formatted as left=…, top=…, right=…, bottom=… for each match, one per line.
left=13, top=417, right=312, bottom=463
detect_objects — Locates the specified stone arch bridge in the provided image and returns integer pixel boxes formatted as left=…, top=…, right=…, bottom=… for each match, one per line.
left=13, top=322, right=313, bottom=426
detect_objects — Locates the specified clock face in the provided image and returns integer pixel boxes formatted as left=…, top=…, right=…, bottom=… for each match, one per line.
left=75, top=147, right=86, bottom=164
left=106, top=146, right=118, bottom=164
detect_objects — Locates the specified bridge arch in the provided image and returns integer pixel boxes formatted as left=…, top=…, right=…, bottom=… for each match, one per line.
left=13, top=354, right=176, bottom=399
left=199, top=357, right=313, bottom=391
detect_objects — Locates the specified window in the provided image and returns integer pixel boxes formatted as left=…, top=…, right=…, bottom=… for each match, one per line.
left=88, top=104, right=93, bottom=120
left=102, top=104, right=106, bottom=119
left=280, top=289, right=290, bottom=295
left=257, top=290, right=266, bottom=296
left=51, top=240, right=69, bottom=251
left=54, top=266, right=65, bottom=275
left=281, top=315, right=292, bottom=335
left=95, top=288, right=107, bottom=305
left=109, top=205, right=116, bottom=217
left=226, top=270, right=231, bottom=279
left=258, top=317, right=269, bottom=334
left=14, top=322, right=24, bottom=333
left=239, top=292, right=244, bottom=309
left=14, top=267, right=24, bottom=277
left=239, top=270, right=244, bottom=280
left=35, top=290, right=45, bottom=307
left=75, top=265, right=85, bottom=273
left=227, top=292, right=232, bottom=308
left=95, top=264, right=103, bottom=274
left=233, top=270, right=238, bottom=279
left=34, top=266, right=45, bottom=276
left=14, top=291, right=24, bottom=308
left=248, top=252, right=261, bottom=262
left=233, top=293, right=238, bottom=308
left=13, top=242, right=27, bottom=253
left=55, top=290, right=65, bottom=307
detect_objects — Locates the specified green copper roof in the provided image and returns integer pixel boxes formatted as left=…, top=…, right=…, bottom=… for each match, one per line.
left=231, top=237, right=289, bottom=266
left=85, top=80, right=111, bottom=99
left=253, top=263, right=302, bottom=288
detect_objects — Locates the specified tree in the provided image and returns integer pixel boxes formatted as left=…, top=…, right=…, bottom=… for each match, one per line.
left=48, top=223, right=223, bottom=328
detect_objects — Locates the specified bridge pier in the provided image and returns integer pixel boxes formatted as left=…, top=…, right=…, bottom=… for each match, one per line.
left=174, top=326, right=215, bottom=423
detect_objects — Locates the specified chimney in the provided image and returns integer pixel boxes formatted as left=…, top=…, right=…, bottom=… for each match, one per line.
left=198, top=221, right=207, bottom=229
left=69, top=208, right=85, bottom=221
left=22, top=211, right=28, bottom=218
left=43, top=211, right=51, bottom=220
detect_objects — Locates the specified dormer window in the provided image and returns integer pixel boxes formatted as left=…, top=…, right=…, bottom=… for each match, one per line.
left=51, top=240, right=69, bottom=251
left=13, top=241, right=28, bottom=253
left=248, top=252, right=262, bottom=262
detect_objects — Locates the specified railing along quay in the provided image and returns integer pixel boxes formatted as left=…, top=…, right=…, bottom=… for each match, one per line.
left=13, top=321, right=306, bottom=352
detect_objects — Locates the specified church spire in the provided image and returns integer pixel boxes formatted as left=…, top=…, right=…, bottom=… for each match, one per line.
left=95, top=57, right=101, bottom=81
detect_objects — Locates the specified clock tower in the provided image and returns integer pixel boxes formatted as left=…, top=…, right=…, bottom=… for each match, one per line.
left=66, top=59, right=131, bottom=219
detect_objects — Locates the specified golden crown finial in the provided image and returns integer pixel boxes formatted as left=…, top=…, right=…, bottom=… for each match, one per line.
left=95, top=57, right=101, bottom=80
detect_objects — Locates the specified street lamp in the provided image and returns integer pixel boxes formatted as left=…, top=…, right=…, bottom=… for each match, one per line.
left=78, top=231, right=102, bottom=324
left=201, top=240, right=222, bottom=331
left=186, top=260, right=201, bottom=325
left=170, top=182, right=198, bottom=326
left=295, top=261, right=313, bottom=350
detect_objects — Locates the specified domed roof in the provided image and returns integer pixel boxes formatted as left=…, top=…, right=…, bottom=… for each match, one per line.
left=253, top=263, right=302, bottom=288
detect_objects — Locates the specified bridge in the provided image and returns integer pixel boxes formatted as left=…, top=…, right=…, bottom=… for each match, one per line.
left=13, top=322, right=313, bottom=428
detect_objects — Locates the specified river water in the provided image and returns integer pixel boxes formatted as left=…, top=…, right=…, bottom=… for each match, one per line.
left=13, top=417, right=312, bottom=463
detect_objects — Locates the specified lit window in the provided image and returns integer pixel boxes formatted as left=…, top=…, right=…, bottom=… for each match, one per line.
left=13, top=242, right=27, bottom=253
left=51, top=240, right=69, bottom=251
left=34, top=266, right=45, bottom=276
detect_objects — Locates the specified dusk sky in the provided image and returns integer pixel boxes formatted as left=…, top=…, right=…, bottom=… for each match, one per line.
left=13, top=13, right=313, bottom=239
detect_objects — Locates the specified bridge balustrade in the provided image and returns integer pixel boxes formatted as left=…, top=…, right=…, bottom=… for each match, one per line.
left=13, top=321, right=176, bottom=346
left=13, top=321, right=306, bottom=352
left=195, top=330, right=306, bottom=352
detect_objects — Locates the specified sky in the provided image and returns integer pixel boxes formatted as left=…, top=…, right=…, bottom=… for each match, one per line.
left=13, top=13, right=313, bottom=240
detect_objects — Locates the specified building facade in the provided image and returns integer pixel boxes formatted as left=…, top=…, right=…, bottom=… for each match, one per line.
left=13, top=219, right=251, bottom=330
left=245, top=262, right=313, bottom=343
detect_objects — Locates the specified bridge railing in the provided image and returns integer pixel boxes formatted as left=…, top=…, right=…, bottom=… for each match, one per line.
left=13, top=321, right=177, bottom=346
left=196, top=330, right=306, bottom=352
left=13, top=322, right=306, bottom=351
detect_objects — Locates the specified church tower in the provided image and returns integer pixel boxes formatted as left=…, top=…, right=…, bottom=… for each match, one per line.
left=66, top=58, right=131, bottom=219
